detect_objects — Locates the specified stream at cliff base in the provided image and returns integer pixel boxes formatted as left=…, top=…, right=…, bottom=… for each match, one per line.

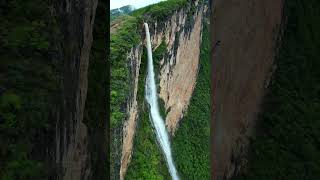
left=144, top=23, right=180, bottom=180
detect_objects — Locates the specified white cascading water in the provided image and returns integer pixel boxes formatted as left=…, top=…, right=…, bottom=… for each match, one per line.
left=144, top=23, right=180, bottom=180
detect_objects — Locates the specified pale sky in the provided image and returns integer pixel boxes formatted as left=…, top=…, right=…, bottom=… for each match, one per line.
left=110, top=0, right=166, bottom=10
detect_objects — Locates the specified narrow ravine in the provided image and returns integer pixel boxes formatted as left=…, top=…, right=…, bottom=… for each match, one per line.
left=144, top=23, right=180, bottom=180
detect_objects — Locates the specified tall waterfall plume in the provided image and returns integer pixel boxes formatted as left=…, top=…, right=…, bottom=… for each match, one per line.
left=144, top=23, right=180, bottom=180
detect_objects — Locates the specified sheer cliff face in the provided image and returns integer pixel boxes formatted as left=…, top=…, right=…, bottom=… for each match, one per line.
left=152, top=5, right=204, bottom=134
left=119, top=3, right=205, bottom=179
left=53, top=0, right=98, bottom=179
left=211, top=0, right=283, bottom=179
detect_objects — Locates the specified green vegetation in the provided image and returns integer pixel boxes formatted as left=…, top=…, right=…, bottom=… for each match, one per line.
left=110, top=5, right=135, bottom=22
left=130, top=0, right=188, bottom=21
left=153, top=40, right=168, bottom=69
left=0, top=1, right=108, bottom=179
left=126, top=108, right=170, bottom=180
left=110, top=14, right=142, bottom=179
left=153, top=40, right=168, bottom=119
left=110, top=0, right=192, bottom=131
left=110, top=16, right=141, bottom=128
left=172, top=23, right=210, bottom=179
left=111, top=1, right=209, bottom=179
left=234, top=0, right=320, bottom=179
left=126, top=48, right=170, bottom=180
left=0, top=0, right=60, bottom=179
left=153, top=40, right=168, bottom=96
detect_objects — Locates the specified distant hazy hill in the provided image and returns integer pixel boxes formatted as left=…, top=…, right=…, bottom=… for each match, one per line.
left=110, top=5, right=135, bottom=21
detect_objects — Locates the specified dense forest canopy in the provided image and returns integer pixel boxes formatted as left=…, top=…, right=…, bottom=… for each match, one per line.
left=0, top=1, right=108, bottom=179
left=0, top=1, right=59, bottom=178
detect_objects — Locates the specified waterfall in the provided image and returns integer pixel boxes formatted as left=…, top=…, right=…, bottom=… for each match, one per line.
left=144, top=23, right=180, bottom=180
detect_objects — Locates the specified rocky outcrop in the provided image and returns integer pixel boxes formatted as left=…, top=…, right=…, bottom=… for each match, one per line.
left=53, top=0, right=98, bottom=179
left=211, top=0, right=283, bottom=179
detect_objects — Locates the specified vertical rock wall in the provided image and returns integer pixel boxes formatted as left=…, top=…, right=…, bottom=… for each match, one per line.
left=211, top=0, right=283, bottom=179
left=53, top=0, right=98, bottom=179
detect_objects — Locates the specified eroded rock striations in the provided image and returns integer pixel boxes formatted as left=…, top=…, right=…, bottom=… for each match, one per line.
left=211, top=0, right=283, bottom=179
left=53, top=0, right=100, bottom=179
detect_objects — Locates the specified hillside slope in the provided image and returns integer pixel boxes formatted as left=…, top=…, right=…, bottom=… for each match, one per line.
left=110, top=5, right=135, bottom=22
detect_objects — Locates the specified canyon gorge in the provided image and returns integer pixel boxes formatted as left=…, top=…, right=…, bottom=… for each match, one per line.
left=110, top=0, right=210, bottom=179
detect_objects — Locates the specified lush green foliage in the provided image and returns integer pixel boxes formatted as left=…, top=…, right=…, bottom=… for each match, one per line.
left=234, top=0, right=320, bottom=179
left=0, top=0, right=59, bottom=179
left=126, top=48, right=170, bottom=180
left=153, top=41, right=167, bottom=67
left=172, top=23, right=210, bottom=179
left=111, top=1, right=209, bottom=179
left=110, top=16, right=141, bottom=128
left=130, top=0, right=188, bottom=21
left=110, top=5, right=135, bottom=22
left=110, top=0, right=191, bottom=131
left=110, top=15, right=142, bottom=179
left=153, top=40, right=168, bottom=95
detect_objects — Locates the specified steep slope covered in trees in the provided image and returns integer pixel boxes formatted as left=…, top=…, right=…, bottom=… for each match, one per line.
left=0, top=1, right=60, bottom=178
left=110, top=5, right=135, bottom=22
